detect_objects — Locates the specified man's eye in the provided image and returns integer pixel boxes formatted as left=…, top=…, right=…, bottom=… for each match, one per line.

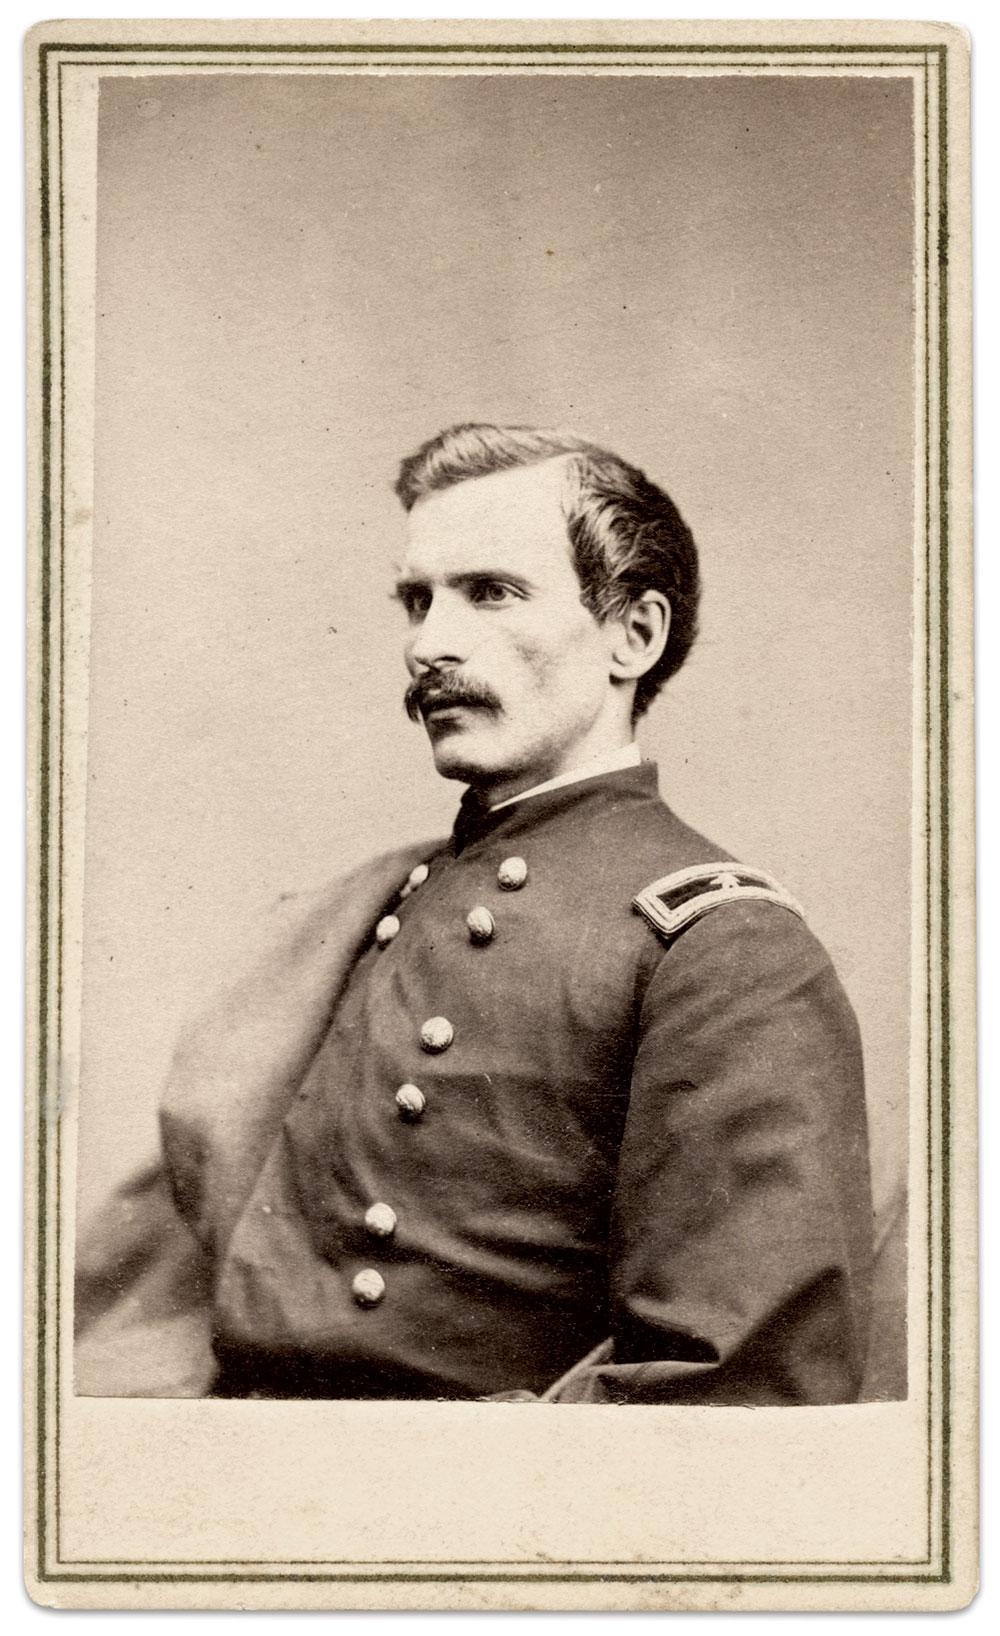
left=471, top=581, right=515, bottom=606
left=400, top=590, right=431, bottom=620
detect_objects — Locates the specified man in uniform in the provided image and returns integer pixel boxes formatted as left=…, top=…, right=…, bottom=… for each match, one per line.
left=76, top=423, right=874, bottom=1404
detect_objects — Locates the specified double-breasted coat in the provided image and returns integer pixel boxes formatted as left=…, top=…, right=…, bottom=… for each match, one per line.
left=76, top=763, right=875, bottom=1403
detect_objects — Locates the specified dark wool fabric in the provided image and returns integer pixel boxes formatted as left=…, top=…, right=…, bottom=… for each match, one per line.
left=76, top=765, right=876, bottom=1403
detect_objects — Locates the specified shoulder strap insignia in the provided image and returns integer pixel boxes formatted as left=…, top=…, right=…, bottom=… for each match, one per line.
left=633, top=862, right=804, bottom=942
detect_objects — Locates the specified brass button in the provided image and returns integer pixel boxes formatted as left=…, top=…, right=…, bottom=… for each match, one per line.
left=395, top=1083, right=426, bottom=1119
left=420, top=1016, right=454, bottom=1053
left=466, top=906, right=495, bottom=944
left=351, top=1269, right=386, bottom=1307
left=375, top=914, right=400, bottom=948
left=497, top=856, right=528, bottom=890
left=408, top=862, right=430, bottom=889
left=364, top=1202, right=397, bottom=1238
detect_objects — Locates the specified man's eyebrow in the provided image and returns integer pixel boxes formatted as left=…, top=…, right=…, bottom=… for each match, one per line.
left=392, top=576, right=428, bottom=600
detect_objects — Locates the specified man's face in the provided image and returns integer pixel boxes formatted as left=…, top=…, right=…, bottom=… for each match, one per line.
left=396, top=459, right=622, bottom=798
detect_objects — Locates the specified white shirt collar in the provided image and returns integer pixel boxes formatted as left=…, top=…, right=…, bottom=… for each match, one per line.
left=488, top=742, right=642, bottom=814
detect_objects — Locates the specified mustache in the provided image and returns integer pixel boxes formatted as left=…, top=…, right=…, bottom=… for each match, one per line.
left=404, top=672, right=503, bottom=724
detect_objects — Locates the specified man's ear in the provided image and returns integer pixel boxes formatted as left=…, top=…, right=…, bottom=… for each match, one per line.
left=608, top=591, right=672, bottom=684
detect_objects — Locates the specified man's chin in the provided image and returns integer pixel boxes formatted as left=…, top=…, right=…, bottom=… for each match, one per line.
left=428, top=743, right=491, bottom=784
left=424, top=724, right=503, bottom=786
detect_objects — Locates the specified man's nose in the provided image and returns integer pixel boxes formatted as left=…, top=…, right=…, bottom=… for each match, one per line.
left=406, top=590, right=474, bottom=672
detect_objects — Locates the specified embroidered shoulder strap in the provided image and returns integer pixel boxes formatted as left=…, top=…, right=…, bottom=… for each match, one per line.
left=633, top=862, right=804, bottom=942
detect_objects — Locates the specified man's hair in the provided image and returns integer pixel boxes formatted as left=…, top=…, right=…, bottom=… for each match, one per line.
left=395, top=423, right=700, bottom=718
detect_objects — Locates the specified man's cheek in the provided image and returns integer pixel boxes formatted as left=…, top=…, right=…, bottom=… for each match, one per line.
left=510, top=636, right=564, bottom=688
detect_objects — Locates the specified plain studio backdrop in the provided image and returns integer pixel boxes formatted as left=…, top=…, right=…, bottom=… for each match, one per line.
left=79, top=71, right=914, bottom=1224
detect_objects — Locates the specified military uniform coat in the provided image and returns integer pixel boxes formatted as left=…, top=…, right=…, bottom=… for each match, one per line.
left=76, top=763, right=874, bottom=1403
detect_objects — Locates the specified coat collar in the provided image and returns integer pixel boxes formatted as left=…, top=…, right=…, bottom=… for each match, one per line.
left=452, top=760, right=661, bottom=854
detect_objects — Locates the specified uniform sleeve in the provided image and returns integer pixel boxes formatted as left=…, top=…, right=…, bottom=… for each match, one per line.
left=541, top=901, right=874, bottom=1405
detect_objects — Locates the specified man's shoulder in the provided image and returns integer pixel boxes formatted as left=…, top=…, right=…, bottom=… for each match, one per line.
left=578, top=791, right=835, bottom=975
left=562, top=783, right=738, bottom=900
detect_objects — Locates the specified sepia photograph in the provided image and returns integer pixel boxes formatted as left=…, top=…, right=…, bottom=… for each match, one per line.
left=26, top=17, right=974, bottom=1612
